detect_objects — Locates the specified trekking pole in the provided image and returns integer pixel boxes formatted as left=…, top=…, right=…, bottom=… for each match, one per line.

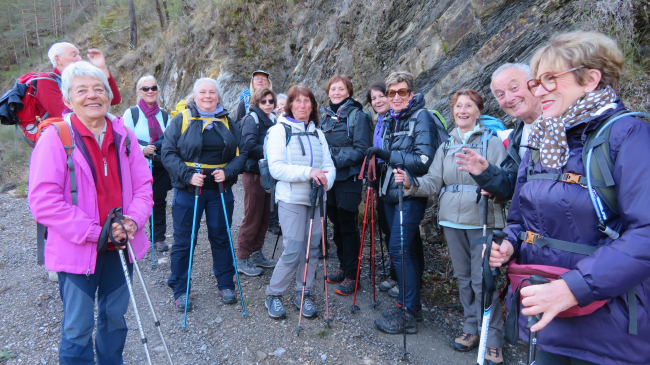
left=397, top=177, right=408, bottom=360
left=369, top=186, right=381, bottom=309
left=376, top=189, right=388, bottom=279
left=526, top=275, right=551, bottom=365
left=126, top=242, right=175, bottom=365
left=149, top=157, right=155, bottom=268
left=477, top=230, right=508, bottom=365
left=182, top=169, right=202, bottom=328
left=480, top=194, right=488, bottom=237
left=272, top=232, right=281, bottom=259
left=350, top=186, right=371, bottom=313
left=216, top=167, right=247, bottom=317
left=318, top=184, right=332, bottom=328
left=296, top=180, right=319, bottom=335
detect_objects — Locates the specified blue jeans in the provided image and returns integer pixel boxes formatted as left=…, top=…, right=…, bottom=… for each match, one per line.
left=384, top=198, right=427, bottom=314
left=58, top=250, right=132, bottom=365
left=167, top=188, right=235, bottom=299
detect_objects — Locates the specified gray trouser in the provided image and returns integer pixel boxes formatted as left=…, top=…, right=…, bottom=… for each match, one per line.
left=443, top=226, right=504, bottom=348
left=265, top=201, right=323, bottom=296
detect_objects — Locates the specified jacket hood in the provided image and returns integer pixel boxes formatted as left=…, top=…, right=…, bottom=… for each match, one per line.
left=278, top=115, right=316, bottom=132
left=249, top=104, right=274, bottom=126
left=448, top=125, right=487, bottom=144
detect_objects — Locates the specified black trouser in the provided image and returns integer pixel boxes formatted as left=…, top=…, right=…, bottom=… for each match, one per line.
left=268, top=207, right=279, bottom=228
left=536, top=350, right=598, bottom=365
left=327, top=176, right=363, bottom=280
left=151, top=159, right=172, bottom=243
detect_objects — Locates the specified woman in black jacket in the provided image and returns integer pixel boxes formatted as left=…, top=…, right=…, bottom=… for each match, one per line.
left=235, top=88, right=278, bottom=277
left=320, top=75, right=372, bottom=296
left=366, top=71, right=438, bottom=334
left=162, top=78, right=247, bottom=310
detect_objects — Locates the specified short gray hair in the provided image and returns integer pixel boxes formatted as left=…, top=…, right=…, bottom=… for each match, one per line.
left=48, top=42, right=76, bottom=68
left=60, top=61, right=113, bottom=103
left=490, top=63, right=532, bottom=97
left=277, top=93, right=288, bottom=101
left=385, top=71, right=414, bottom=92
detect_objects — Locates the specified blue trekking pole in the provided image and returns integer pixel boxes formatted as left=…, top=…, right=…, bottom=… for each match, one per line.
left=182, top=169, right=202, bottom=328
left=216, top=167, right=247, bottom=317
left=149, top=156, right=155, bottom=268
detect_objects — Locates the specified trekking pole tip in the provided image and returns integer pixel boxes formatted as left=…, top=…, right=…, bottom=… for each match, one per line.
left=349, top=304, right=360, bottom=313
left=369, top=300, right=381, bottom=309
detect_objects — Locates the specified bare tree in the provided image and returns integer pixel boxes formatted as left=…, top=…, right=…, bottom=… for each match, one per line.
left=162, top=0, right=170, bottom=23
left=33, top=0, right=41, bottom=47
left=128, top=0, right=137, bottom=48
left=21, top=9, right=30, bottom=58
left=154, top=0, right=165, bottom=29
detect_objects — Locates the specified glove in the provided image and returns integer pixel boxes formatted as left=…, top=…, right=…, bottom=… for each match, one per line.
left=366, top=147, right=390, bottom=161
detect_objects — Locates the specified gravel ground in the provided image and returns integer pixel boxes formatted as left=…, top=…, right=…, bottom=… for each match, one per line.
left=0, top=183, right=526, bottom=364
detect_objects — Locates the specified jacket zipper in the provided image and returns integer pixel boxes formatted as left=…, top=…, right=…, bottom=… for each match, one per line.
left=103, top=157, right=107, bottom=176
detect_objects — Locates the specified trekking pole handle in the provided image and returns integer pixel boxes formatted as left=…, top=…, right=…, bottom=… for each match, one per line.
left=490, top=230, right=508, bottom=276
left=215, top=167, right=225, bottom=194
left=527, top=275, right=551, bottom=324
left=318, top=184, right=325, bottom=218
left=479, top=195, right=488, bottom=227
left=194, top=169, right=202, bottom=197
left=309, top=179, right=318, bottom=219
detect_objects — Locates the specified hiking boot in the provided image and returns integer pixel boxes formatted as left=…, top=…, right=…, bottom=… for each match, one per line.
left=265, top=295, right=286, bottom=319
left=175, top=294, right=193, bottom=312
left=269, top=225, right=281, bottom=235
left=236, top=258, right=263, bottom=277
left=485, top=347, right=503, bottom=364
left=335, top=278, right=357, bottom=296
left=250, top=250, right=277, bottom=268
left=374, top=309, right=417, bottom=334
left=379, top=278, right=398, bottom=291
left=220, top=289, right=236, bottom=304
left=382, top=306, right=423, bottom=322
left=154, top=241, right=169, bottom=252
left=388, top=285, right=399, bottom=298
left=451, top=332, right=479, bottom=352
left=326, top=268, right=344, bottom=284
left=293, top=291, right=318, bottom=318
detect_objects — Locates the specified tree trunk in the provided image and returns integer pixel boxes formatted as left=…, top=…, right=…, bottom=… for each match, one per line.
left=52, top=0, right=58, bottom=37
left=162, top=0, right=170, bottom=23
left=181, top=0, right=191, bottom=16
left=154, top=0, right=165, bottom=29
left=21, top=9, right=30, bottom=58
left=59, top=0, right=64, bottom=33
left=128, top=0, right=137, bottom=49
left=33, top=0, right=41, bottom=47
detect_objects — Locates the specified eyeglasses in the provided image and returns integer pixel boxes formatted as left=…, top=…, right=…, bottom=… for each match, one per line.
left=140, top=85, right=158, bottom=92
left=253, top=76, right=268, bottom=81
left=260, top=99, right=275, bottom=105
left=527, top=66, right=584, bottom=93
left=386, top=88, right=411, bottom=98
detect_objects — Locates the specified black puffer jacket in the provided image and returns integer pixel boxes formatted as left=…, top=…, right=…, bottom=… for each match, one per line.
left=471, top=119, right=524, bottom=203
left=240, top=104, right=276, bottom=174
left=162, top=103, right=247, bottom=191
left=380, top=93, right=438, bottom=204
left=320, top=98, right=371, bottom=181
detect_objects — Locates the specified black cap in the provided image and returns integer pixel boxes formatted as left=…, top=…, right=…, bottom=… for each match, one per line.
left=251, top=69, right=270, bottom=78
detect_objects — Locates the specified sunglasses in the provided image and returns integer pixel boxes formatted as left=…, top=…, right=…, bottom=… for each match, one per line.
left=386, top=88, right=411, bottom=98
left=260, top=99, right=275, bottom=105
left=527, top=66, right=584, bottom=93
left=140, top=85, right=158, bottom=92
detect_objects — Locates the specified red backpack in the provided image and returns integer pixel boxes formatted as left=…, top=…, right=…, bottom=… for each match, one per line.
left=0, top=71, right=61, bottom=147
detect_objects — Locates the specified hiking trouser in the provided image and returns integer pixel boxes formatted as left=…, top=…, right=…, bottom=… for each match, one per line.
left=536, top=351, right=598, bottom=365
left=266, top=201, right=323, bottom=296
left=388, top=233, right=424, bottom=287
left=384, top=197, right=427, bottom=314
left=326, top=176, right=362, bottom=280
left=58, top=250, right=132, bottom=365
left=151, top=162, right=172, bottom=243
left=443, top=226, right=504, bottom=348
left=168, top=188, right=235, bottom=300
left=236, top=172, right=271, bottom=259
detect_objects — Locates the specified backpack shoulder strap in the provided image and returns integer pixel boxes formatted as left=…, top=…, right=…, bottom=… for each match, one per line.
left=347, top=108, right=357, bottom=137
left=161, top=110, right=169, bottom=127
left=130, top=106, right=140, bottom=127
left=481, top=130, right=491, bottom=159
left=282, top=123, right=293, bottom=146
left=52, top=121, right=77, bottom=206
left=431, top=110, right=448, bottom=129
left=181, top=110, right=190, bottom=135
left=250, top=111, right=260, bottom=128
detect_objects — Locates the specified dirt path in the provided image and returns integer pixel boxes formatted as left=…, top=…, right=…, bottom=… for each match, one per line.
left=0, top=184, right=524, bottom=364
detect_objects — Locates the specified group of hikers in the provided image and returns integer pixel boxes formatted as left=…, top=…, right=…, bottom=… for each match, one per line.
left=19, top=28, right=650, bottom=365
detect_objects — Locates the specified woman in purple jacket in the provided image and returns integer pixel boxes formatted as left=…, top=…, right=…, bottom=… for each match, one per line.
left=28, top=61, right=153, bottom=364
left=488, top=31, right=650, bottom=364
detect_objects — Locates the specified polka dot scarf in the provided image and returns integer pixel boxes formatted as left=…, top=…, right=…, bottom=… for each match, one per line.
left=528, top=86, right=617, bottom=169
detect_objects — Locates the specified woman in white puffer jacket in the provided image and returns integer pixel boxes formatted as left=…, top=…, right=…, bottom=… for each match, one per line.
left=264, top=85, right=336, bottom=320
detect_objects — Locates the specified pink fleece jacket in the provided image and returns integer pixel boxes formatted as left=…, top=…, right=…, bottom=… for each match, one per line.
left=28, top=114, right=153, bottom=275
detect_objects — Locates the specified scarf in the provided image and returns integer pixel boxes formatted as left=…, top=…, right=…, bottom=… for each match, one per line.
left=138, top=98, right=163, bottom=143
left=528, top=86, right=617, bottom=169
left=196, top=104, right=225, bottom=130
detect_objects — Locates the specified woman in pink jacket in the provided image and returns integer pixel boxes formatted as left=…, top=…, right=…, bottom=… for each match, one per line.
left=28, top=61, right=153, bottom=365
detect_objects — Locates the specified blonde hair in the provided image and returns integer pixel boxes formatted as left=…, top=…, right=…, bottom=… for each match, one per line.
left=136, top=75, right=157, bottom=101
left=530, top=31, right=624, bottom=92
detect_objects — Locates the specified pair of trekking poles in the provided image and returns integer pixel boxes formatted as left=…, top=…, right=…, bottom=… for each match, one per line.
left=102, top=208, right=174, bottom=365
left=476, top=195, right=548, bottom=365
left=296, top=179, right=332, bottom=335
left=182, top=168, right=247, bottom=328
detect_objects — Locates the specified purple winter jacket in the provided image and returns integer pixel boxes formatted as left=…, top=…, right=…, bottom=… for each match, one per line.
left=28, top=114, right=154, bottom=275
left=503, top=101, right=650, bottom=365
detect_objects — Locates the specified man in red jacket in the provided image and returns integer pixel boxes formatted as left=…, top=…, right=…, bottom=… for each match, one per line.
left=37, top=42, right=121, bottom=119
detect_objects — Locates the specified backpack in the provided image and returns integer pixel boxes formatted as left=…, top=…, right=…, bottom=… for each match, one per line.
left=129, top=106, right=169, bottom=128
left=382, top=109, right=450, bottom=148
left=170, top=99, right=187, bottom=118
left=0, top=72, right=62, bottom=147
